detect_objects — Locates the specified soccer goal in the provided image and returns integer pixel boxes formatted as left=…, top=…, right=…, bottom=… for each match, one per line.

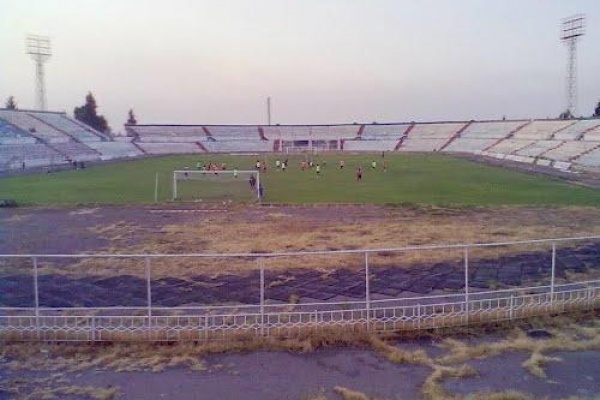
left=172, top=170, right=261, bottom=203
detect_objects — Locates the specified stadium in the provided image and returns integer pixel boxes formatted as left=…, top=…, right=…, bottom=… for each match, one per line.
left=2, top=2, right=600, bottom=399
left=2, top=110, right=600, bottom=398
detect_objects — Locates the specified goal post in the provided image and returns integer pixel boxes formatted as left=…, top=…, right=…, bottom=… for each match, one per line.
left=172, top=170, right=261, bottom=203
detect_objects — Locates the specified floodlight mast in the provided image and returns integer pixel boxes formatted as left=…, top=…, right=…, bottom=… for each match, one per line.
left=26, top=35, right=52, bottom=111
left=560, top=15, right=585, bottom=117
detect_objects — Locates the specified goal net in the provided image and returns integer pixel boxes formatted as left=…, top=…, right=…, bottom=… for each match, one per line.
left=172, top=170, right=261, bottom=203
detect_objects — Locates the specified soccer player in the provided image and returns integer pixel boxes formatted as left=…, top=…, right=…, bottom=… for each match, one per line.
left=371, top=160, right=376, bottom=170
left=339, top=160, right=345, bottom=169
left=275, top=160, right=281, bottom=170
left=233, top=169, right=238, bottom=178
left=281, top=161, right=287, bottom=171
left=383, top=161, right=388, bottom=172
left=316, top=163, right=321, bottom=177
left=356, top=166, right=362, bottom=182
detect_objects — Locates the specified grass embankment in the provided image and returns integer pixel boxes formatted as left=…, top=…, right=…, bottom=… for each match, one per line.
left=2, top=153, right=600, bottom=205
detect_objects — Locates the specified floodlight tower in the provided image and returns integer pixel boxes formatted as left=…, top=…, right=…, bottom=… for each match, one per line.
left=560, top=15, right=585, bottom=117
left=26, top=35, right=52, bottom=111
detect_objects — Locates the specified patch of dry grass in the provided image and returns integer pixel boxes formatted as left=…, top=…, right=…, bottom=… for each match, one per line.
left=333, top=386, right=373, bottom=400
left=522, top=351, right=562, bottom=378
left=369, top=336, right=432, bottom=366
left=422, top=364, right=477, bottom=400
left=21, top=384, right=119, bottom=400
left=438, top=321, right=600, bottom=369
left=73, top=206, right=600, bottom=277
left=463, top=391, right=534, bottom=400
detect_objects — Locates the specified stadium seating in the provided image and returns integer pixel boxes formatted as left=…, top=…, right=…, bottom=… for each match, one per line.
left=582, top=124, right=600, bottom=141
left=262, top=125, right=359, bottom=140
left=576, top=148, right=600, bottom=167
left=444, top=138, right=501, bottom=153
left=515, top=140, right=564, bottom=158
left=553, top=119, right=600, bottom=140
left=204, top=126, right=261, bottom=140
left=202, top=140, right=272, bottom=153
left=512, top=120, right=574, bottom=140
left=86, top=141, right=143, bottom=160
left=0, top=118, right=36, bottom=144
left=129, top=125, right=208, bottom=142
left=400, top=123, right=465, bottom=152
left=542, top=141, right=599, bottom=162
left=0, top=143, right=65, bottom=169
left=361, top=124, right=410, bottom=139
left=0, top=110, right=70, bottom=143
left=32, top=112, right=105, bottom=142
left=135, top=142, right=204, bottom=154
left=343, top=139, right=398, bottom=152
left=308, top=125, right=361, bottom=139
left=444, top=121, right=523, bottom=153
left=52, top=141, right=101, bottom=162
left=459, top=121, right=526, bottom=139
left=486, top=139, right=537, bottom=154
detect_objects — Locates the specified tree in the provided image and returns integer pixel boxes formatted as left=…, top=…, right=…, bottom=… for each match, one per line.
left=126, top=109, right=137, bottom=125
left=5, top=96, right=17, bottom=110
left=559, top=110, right=573, bottom=120
left=594, top=101, right=600, bottom=118
left=73, top=92, right=110, bottom=133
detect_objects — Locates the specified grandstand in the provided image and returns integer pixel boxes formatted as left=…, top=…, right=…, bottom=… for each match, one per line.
left=32, top=111, right=107, bottom=142
left=0, top=110, right=70, bottom=143
left=399, top=122, right=467, bottom=152
left=85, top=139, right=144, bottom=160
left=3, top=109, right=600, bottom=171
left=0, top=143, right=64, bottom=169
left=444, top=121, right=526, bottom=153
left=126, top=125, right=208, bottom=142
left=0, top=109, right=132, bottom=170
left=512, top=119, right=575, bottom=140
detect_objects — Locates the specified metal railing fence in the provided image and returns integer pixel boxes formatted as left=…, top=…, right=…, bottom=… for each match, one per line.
left=1, top=236, right=599, bottom=342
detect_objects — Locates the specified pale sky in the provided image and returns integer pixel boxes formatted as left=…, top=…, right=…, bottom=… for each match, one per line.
left=1, top=0, right=599, bottom=133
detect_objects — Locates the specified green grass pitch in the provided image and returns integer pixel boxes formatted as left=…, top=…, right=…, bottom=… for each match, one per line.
left=1, top=153, right=599, bottom=206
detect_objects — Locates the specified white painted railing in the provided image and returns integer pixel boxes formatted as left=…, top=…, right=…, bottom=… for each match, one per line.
left=1, top=236, right=599, bottom=342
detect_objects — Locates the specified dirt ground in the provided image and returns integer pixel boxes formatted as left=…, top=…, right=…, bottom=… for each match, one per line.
left=1, top=316, right=599, bottom=399
left=2, top=204, right=600, bottom=256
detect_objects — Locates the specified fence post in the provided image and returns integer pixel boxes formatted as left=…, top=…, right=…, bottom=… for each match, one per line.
left=172, top=171, right=177, bottom=201
left=145, top=257, right=152, bottom=332
left=259, top=258, right=265, bottom=336
left=550, top=243, right=556, bottom=306
left=33, top=257, right=40, bottom=339
left=365, top=252, right=371, bottom=332
left=509, top=294, right=514, bottom=320
left=154, top=172, right=159, bottom=203
left=464, top=246, right=469, bottom=323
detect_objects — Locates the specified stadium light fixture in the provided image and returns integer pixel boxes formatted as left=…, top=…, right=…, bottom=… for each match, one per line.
left=26, top=35, right=52, bottom=111
left=560, top=15, right=585, bottom=117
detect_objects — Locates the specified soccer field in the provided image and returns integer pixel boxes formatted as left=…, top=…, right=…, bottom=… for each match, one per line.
left=1, top=153, right=600, bottom=206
